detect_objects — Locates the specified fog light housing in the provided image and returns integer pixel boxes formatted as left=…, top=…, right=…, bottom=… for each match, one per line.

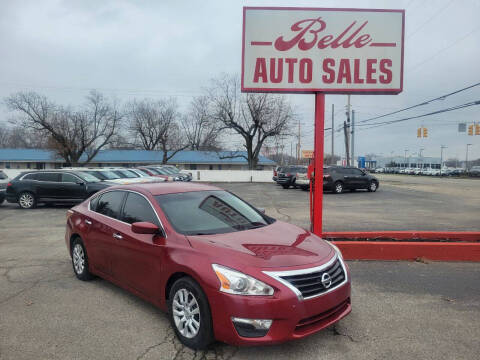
left=231, top=317, right=272, bottom=338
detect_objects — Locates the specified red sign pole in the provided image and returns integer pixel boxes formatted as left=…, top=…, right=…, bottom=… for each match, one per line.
left=312, top=93, right=325, bottom=236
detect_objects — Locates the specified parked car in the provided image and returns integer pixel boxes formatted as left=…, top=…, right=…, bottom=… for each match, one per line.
left=323, top=166, right=379, bottom=193
left=295, top=171, right=310, bottom=190
left=153, top=166, right=191, bottom=181
left=6, top=170, right=112, bottom=209
left=0, top=170, right=9, bottom=205
left=375, top=167, right=385, bottom=173
left=469, top=166, right=480, bottom=177
left=138, top=167, right=172, bottom=181
left=276, top=165, right=307, bottom=189
left=272, top=166, right=283, bottom=182
left=160, top=165, right=193, bottom=181
left=65, top=182, right=350, bottom=349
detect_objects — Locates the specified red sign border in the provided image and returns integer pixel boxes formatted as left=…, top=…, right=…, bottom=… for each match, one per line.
left=241, top=7, right=405, bottom=95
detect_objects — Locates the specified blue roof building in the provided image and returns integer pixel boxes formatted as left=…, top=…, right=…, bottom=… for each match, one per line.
left=0, top=148, right=276, bottom=171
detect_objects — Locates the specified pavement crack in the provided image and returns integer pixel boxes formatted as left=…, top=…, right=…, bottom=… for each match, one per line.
left=332, top=324, right=359, bottom=343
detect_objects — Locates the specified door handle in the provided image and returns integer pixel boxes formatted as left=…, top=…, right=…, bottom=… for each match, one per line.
left=85, top=219, right=92, bottom=225
left=113, top=233, right=123, bottom=240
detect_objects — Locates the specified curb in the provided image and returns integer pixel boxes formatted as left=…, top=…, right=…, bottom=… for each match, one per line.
left=324, top=232, right=480, bottom=261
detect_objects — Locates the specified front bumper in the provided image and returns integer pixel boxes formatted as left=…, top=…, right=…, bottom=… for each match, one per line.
left=205, top=264, right=351, bottom=346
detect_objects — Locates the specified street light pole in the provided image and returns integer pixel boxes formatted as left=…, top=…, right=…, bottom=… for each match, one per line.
left=419, top=148, right=425, bottom=170
left=466, top=144, right=472, bottom=171
left=440, top=145, right=447, bottom=175
left=404, top=149, right=408, bottom=169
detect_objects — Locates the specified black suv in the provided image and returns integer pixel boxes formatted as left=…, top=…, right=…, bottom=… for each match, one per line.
left=323, top=166, right=379, bottom=194
left=276, top=165, right=307, bottom=189
left=6, top=170, right=112, bottom=209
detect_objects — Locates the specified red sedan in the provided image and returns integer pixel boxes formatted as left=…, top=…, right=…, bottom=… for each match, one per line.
left=65, top=183, right=351, bottom=349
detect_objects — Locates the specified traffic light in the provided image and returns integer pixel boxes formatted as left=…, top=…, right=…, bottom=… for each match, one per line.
left=476, top=124, right=480, bottom=136
left=423, top=127, right=428, bottom=137
left=468, top=124, right=474, bottom=136
left=417, top=127, right=422, bottom=138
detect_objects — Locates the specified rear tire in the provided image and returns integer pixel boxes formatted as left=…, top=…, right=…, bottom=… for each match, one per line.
left=368, top=181, right=378, bottom=192
left=334, top=181, right=344, bottom=194
left=168, top=277, right=214, bottom=350
left=18, top=192, right=36, bottom=209
left=71, top=237, right=94, bottom=281
left=282, top=184, right=289, bottom=189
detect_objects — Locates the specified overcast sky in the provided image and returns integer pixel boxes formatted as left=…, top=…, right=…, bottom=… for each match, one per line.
left=1, top=0, right=479, bottom=160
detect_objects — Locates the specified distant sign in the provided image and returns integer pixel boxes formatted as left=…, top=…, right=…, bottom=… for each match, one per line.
left=458, top=123, right=466, bottom=132
left=302, top=150, right=314, bottom=159
left=242, top=7, right=405, bottom=94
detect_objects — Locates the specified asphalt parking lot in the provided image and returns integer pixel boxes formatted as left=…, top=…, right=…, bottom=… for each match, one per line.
left=1, top=175, right=479, bottom=359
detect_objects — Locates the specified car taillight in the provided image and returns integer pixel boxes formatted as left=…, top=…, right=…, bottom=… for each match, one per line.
left=7, top=182, right=12, bottom=187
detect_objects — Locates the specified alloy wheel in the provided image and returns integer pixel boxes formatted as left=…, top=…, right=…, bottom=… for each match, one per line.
left=72, top=244, right=85, bottom=274
left=335, top=183, right=343, bottom=193
left=172, top=288, right=201, bottom=339
left=370, top=182, right=377, bottom=191
left=19, top=193, right=34, bottom=208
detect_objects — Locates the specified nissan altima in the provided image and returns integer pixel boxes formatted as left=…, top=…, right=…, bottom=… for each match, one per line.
left=65, top=182, right=351, bottom=349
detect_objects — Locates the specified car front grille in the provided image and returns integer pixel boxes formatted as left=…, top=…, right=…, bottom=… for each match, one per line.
left=278, top=258, right=346, bottom=299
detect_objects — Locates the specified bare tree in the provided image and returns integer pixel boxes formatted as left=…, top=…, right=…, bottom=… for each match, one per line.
left=0, top=125, right=49, bottom=148
left=128, top=98, right=188, bottom=163
left=208, top=74, right=294, bottom=169
left=5, top=90, right=122, bottom=166
left=181, top=96, right=222, bottom=151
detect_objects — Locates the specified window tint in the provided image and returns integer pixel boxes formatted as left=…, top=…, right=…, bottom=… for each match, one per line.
left=61, top=173, right=79, bottom=183
left=350, top=169, right=364, bottom=175
left=36, top=173, right=60, bottom=182
left=22, top=173, right=38, bottom=180
left=95, top=191, right=125, bottom=219
left=90, top=195, right=99, bottom=211
left=122, top=192, right=159, bottom=226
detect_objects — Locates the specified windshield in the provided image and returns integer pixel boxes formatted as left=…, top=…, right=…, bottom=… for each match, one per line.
left=114, top=170, right=137, bottom=178
left=98, top=170, right=121, bottom=179
left=155, top=168, right=171, bottom=175
left=162, top=167, right=179, bottom=174
left=134, top=169, right=149, bottom=176
left=155, top=190, right=273, bottom=235
left=77, top=172, right=103, bottom=183
left=145, top=167, right=161, bottom=175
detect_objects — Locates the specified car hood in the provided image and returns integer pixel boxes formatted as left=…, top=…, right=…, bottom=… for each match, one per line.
left=187, top=221, right=333, bottom=268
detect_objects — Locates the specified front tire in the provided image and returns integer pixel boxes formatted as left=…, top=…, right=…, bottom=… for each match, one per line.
left=368, top=180, right=378, bottom=192
left=18, top=192, right=36, bottom=209
left=71, top=237, right=93, bottom=281
left=334, top=181, right=344, bottom=194
left=168, top=277, right=213, bottom=350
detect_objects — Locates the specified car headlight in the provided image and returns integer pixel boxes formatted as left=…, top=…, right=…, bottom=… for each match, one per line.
left=212, top=264, right=274, bottom=296
left=329, top=242, right=344, bottom=261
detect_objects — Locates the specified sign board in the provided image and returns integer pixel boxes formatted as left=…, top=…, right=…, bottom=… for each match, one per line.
left=242, top=7, right=404, bottom=94
left=302, top=150, right=314, bottom=159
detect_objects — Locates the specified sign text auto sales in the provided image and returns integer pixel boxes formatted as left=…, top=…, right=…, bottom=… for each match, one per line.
left=242, top=8, right=404, bottom=93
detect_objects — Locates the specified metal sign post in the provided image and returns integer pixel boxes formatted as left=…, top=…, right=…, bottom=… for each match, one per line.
left=313, top=93, right=325, bottom=234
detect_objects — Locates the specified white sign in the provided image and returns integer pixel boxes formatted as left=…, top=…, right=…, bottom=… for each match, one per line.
left=242, top=7, right=404, bottom=94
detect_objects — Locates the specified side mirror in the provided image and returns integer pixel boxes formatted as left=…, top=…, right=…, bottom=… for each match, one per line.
left=257, top=207, right=266, bottom=214
left=132, top=222, right=160, bottom=234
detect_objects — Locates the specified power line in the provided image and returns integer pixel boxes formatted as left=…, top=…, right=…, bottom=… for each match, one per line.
left=406, top=0, right=453, bottom=39
left=356, top=100, right=480, bottom=131
left=355, top=82, right=480, bottom=126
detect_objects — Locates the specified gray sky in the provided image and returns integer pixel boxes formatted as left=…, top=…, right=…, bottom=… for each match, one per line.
left=1, top=0, right=479, bottom=160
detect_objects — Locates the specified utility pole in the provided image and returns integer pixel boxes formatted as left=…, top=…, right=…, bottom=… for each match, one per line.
left=440, top=145, right=447, bottom=175
left=351, top=109, right=355, bottom=167
left=297, top=121, right=301, bottom=161
left=331, top=104, right=334, bottom=164
left=344, top=95, right=351, bottom=166
left=466, top=144, right=472, bottom=171
left=404, top=149, right=408, bottom=168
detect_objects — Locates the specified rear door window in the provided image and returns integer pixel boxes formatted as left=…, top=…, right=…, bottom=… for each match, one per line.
left=22, top=173, right=39, bottom=180
left=61, top=173, right=79, bottom=183
left=36, top=173, right=60, bottom=182
left=121, top=192, right=159, bottom=226
left=95, top=191, right=126, bottom=220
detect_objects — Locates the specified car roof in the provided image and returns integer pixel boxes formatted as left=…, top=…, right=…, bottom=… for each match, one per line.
left=108, top=182, right=223, bottom=196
